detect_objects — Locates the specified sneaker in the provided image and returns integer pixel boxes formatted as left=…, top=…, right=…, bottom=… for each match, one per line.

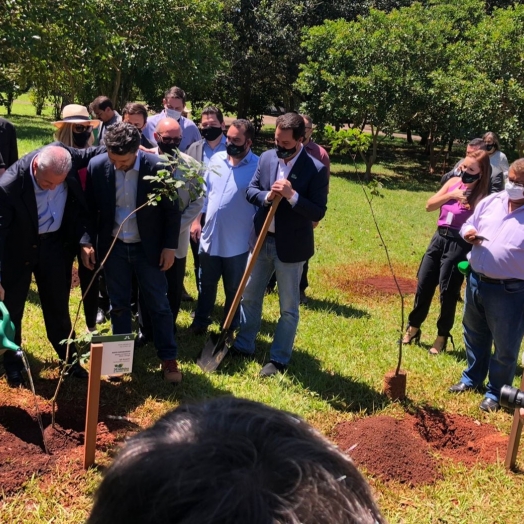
left=162, top=359, right=182, bottom=384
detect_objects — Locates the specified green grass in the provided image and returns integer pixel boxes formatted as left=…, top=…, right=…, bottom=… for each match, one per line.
left=1, top=99, right=524, bottom=523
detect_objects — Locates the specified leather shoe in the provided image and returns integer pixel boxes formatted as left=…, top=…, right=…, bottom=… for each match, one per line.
left=230, top=345, right=253, bottom=359
left=259, top=361, right=286, bottom=377
left=188, top=323, right=207, bottom=336
left=479, top=398, right=500, bottom=412
left=135, top=331, right=148, bottom=348
left=299, top=291, right=308, bottom=305
left=449, top=382, right=475, bottom=393
left=6, top=368, right=25, bottom=388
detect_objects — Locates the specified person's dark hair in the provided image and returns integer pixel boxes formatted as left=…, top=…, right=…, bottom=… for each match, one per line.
left=104, top=122, right=141, bottom=155
left=90, top=95, right=113, bottom=113
left=87, top=397, right=385, bottom=524
left=466, top=150, right=491, bottom=209
left=164, top=86, right=186, bottom=103
left=276, top=112, right=306, bottom=140
left=468, top=138, right=487, bottom=151
left=301, top=114, right=313, bottom=127
left=231, top=118, right=255, bottom=141
left=482, top=131, right=500, bottom=150
left=202, top=105, right=224, bottom=124
left=122, top=102, right=148, bottom=122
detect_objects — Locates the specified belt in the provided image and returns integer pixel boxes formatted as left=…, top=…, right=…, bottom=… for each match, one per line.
left=472, top=271, right=524, bottom=285
left=266, top=231, right=275, bottom=237
left=39, top=231, right=60, bottom=240
left=437, top=226, right=461, bottom=239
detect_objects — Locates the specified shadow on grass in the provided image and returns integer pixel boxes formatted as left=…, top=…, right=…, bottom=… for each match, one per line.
left=304, top=297, right=370, bottom=319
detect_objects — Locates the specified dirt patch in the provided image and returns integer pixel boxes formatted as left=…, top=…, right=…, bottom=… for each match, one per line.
left=333, top=408, right=508, bottom=486
left=0, top=384, right=132, bottom=497
left=330, top=264, right=417, bottom=298
left=71, top=266, right=80, bottom=289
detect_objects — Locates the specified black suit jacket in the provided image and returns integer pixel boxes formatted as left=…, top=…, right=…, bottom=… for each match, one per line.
left=0, top=145, right=94, bottom=278
left=247, top=148, right=328, bottom=263
left=0, top=117, right=18, bottom=169
left=86, top=151, right=181, bottom=266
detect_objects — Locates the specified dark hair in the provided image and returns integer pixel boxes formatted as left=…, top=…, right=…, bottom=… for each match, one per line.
left=482, top=131, right=500, bottom=150
left=276, top=112, right=306, bottom=140
left=164, top=86, right=186, bottom=103
left=301, top=114, right=313, bottom=126
left=122, top=102, right=148, bottom=122
left=466, top=150, right=491, bottom=209
left=87, top=397, right=385, bottom=524
left=202, top=105, right=224, bottom=124
left=104, top=122, right=141, bottom=155
left=468, top=138, right=487, bottom=151
left=90, top=95, right=113, bottom=112
left=231, top=118, right=255, bottom=141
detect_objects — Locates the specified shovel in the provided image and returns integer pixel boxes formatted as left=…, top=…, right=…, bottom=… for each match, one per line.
left=197, top=194, right=282, bottom=372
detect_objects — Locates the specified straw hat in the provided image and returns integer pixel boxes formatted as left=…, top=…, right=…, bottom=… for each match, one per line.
left=52, top=104, right=101, bottom=128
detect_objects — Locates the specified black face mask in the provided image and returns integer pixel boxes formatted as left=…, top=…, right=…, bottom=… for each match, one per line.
left=201, top=126, right=223, bottom=142
left=485, top=143, right=495, bottom=152
left=226, top=141, right=247, bottom=157
left=276, top=144, right=297, bottom=159
left=158, top=141, right=179, bottom=156
left=461, top=171, right=480, bottom=184
left=73, top=131, right=91, bottom=148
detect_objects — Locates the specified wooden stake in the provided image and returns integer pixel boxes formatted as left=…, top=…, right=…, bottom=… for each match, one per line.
left=505, top=373, right=524, bottom=471
left=84, top=343, right=103, bottom=469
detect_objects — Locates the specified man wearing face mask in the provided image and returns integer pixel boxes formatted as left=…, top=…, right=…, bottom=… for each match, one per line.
left=449, top=158, right=524, bottom=412
left=143, top=86, right=201, bottom=153
left=232, top=113, right=329, bottom=377
left=186, top=106, right=227, bottom=299
left=188, top=119, right=258, bottom=337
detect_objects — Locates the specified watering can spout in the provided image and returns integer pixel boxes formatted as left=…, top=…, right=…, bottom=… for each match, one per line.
left=0, top=301, right=21, bottom=355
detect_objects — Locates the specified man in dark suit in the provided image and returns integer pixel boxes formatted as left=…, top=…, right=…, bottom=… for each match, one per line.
left=81, top=122, right=183, bottom=384
left=0, top=117, right=18, bottom=171
left=0, top=145, right=92, bottom=386
left=233, top=113, right=329, bottom=376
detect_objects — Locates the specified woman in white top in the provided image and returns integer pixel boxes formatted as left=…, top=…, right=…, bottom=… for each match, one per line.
left=483, top=131, right=509, bottom=183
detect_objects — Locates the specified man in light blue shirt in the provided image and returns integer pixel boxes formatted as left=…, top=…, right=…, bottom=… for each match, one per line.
left=189, top=119, right=258, bottom=336
left=143, top=86, right=201, bottom=153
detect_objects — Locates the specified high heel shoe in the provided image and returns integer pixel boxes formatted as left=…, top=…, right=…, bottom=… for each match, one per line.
left=402, top=326, right=421, bottom=345
left=429, top=334, right=455, bottom=355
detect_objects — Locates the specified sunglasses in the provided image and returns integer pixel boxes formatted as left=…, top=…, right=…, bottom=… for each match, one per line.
left=73, top=124, right=93, bottom=133
left=158, top=134, right=182, bottom=145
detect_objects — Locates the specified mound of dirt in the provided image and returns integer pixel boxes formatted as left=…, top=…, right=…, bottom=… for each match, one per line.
left=333, top=408, right=509, bottom=486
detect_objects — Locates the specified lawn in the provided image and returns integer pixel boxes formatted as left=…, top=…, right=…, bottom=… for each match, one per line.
left=1, top=99, right=523, bottom=523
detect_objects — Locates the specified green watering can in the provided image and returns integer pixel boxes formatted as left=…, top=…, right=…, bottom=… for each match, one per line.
left=0, top=301, right=21, bottom=355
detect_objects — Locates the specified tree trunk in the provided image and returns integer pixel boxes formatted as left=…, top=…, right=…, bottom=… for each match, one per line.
left=419, top=130, right=429, bottom=147
left=236, top=81, right=251, bottom=119
left=111, top=69, right=121, bottom=110
left=406, top=127, right=413, bottom=144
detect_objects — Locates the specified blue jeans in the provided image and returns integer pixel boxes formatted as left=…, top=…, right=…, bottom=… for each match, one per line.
left=104, top=240, right=177, bottom=361
left=194, top=251, right=249, bottom=330
left=235, top=237, right=304, bottom=366
left=461, top=271, right=524, bottom=402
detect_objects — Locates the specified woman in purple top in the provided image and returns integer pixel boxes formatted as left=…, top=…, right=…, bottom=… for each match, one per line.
left=402, top=150, right=491, bottom=354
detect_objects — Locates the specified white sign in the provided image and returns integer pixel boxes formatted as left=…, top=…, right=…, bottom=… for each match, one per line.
left=91, top=334, right=134, bottom=376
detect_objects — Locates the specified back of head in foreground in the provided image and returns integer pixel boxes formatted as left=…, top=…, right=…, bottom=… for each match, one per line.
left=87, top=397, right=385, bottom=524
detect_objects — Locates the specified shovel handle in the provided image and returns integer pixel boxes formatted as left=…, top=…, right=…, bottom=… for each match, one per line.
left=222, top=194, right=283, bottom=331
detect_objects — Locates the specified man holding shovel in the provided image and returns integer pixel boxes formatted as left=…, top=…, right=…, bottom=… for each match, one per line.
left=233, top=113, right=329, bottom=376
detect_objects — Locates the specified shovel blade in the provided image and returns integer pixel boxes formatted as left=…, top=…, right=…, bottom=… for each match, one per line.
left=197, top=333, right=229, bottom=372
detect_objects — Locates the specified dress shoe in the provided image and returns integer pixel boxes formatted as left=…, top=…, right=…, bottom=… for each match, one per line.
left=259, top=361, right=286, bottom=377
left=230, top=345, right=254, bottom=359
left=181, top=288, right=194, bottom=302
left=448, top=382, right=475, bottom=393
left=188, top=322, right=207, bottom=336
left=6, top=368, right=25, bottom=388
left=135, top=331, right=148, bottom=348
left=299, top=291, right=308, bottom=305
left=96, top=308, right=107, bottom=325
left=479, top=398, right=500, bottom=412
left=402, top=326, right=421, bottom=345
left=162, top=359, right=183, bottom=384
left=67, top=361, right=89, bottom=379
left=429, top=334, right=455, bottom=355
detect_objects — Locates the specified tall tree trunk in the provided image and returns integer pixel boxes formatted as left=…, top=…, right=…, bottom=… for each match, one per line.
left=236, top=80, right=251, bottom=119
left=111, top=69, right=121, bottom=110
left=406, top=127, right=413, bottom=144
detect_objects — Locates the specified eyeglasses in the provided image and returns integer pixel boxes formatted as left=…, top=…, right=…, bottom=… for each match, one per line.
left=158, top=134, right=182, bottom=145
left=73, top=124, right=93, bottom=133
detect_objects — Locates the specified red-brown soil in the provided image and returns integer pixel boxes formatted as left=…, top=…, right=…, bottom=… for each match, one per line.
left=333, top=407, right=509, bottom=486
left=71, top=266, right=80, bottom=288
left=0, top=382, right=132, bottom=497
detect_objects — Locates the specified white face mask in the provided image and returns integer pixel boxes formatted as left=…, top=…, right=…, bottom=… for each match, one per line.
left=165, top=108, right=181, bottom=121
left=505, top=180, right=524, bottom=201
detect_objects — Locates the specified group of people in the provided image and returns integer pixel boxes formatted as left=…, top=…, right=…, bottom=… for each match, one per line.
left=403, top=133, right=523, bottom=412
left=0, top=86, right=329, bottom=386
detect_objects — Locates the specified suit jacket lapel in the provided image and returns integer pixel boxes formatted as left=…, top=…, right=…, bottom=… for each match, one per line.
left=137, top=154, right=148, bottom=207
left=287, top=148, right=307, bottom=186
left=105, top=161, right=116, bottom=215
left=270, top=153, right=279, bottom=186
left=22, top=165, right=39, bottom=234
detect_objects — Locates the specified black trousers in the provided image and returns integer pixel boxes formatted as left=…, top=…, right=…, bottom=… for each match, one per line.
left=3, top=232, right=77, bottom=371
left=408, top=230, right=471, bottom=336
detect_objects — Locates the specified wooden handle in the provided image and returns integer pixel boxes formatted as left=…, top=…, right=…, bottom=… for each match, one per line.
left=222, top=194, right=283, bottom=331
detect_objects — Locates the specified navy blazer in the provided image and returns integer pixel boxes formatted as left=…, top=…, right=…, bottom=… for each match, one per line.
left=247, top=148, right=328, bottom=263
left=0, top=144, right=94, bottom=277
left=86, top=152, right=181, bottom=266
